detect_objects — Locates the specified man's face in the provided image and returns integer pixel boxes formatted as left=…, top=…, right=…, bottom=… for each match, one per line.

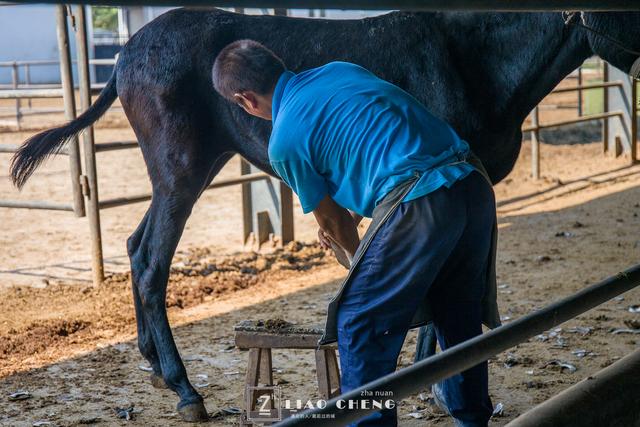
left=233, top=91, right=272, bottom=120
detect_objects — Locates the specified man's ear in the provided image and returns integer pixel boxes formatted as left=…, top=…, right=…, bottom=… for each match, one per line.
left=233, top=92, right=258, bottom=110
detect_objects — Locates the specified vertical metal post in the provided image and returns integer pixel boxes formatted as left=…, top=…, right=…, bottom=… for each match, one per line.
left=25, top=64, right=32, bottom=108
left=531, top=106, right=540, bottom=180
left=577, top=66, right=583, bottom=117
left=56, top=4, right=86, bottom=217
left=75, top=5, right=104, bottom=286
left=631, top=77, right=637, bottom=164
left=279, top=182, right=294, bottom=245
left=240, top=158, right=253, bottom=245
left=603, top=62, right=610, bottom=154
left=272, top=6, right=294, bottom=245
left=11, top=62, right=21, bottom=128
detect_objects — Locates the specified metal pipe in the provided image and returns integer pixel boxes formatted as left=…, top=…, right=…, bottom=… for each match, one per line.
left=0, top=88, right=65, bottom=99
left=0, top=200, right=74, bottom=211
left=75, top=4, right=104, bottom=286
left=0, top=82, right=106, bottom=88
left=206, top=172, right=271, bottom=188
left=577, top=66, right=582, bottom=116
left=522, top=110, right=623, bottom=132
left=506, top=348, right=640, bottom=427
left=0, top=143, right=69, bottom=155
left=550, top=80, right=622, bottom=94
left=531, top=106, right=540, bottom=180
left=274, top=264, right=640, bottom=426
left=94, top=140, right=138, bottom=152
left=11, top=62, right=21, bottom=129
left=6, top=0, right=640, bottom=10
left=99, top=173, right=271, bottom=209
left=240, top=158, right=253, bottom=245
left=631, top=77, right=637, bottom=164
left=603, top=62, right=610, bottom=154
left=25, top=63, right=32, bottom=108
left=0, top=58, right=116, bottom=67
left=55, top=4, right=85, bottom=218
left=99, top=194, right=154, bottom=210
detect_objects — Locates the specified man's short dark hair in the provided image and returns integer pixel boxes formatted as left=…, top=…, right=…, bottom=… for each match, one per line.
left=212, top=39, right=286, bottom=102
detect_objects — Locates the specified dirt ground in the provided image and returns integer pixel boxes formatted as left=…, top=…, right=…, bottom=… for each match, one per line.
left=2, top=68, right=640, bottom=426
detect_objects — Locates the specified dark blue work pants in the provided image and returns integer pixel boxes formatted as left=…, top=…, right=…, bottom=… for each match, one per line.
left=336, top=171, right=495, bottom=426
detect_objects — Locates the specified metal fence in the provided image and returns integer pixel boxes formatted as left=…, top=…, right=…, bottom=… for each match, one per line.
left=0, top=4, right=287, bottom=286
left=525, top=62, right=638, bottom=179
left=0, top=58, right=116, bottom=128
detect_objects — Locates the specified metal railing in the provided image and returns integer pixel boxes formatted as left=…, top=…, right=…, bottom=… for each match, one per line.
left=0, top=58, right=117, bottom=128
left=524, top=71, right=638, bottom=179
left=275, top=264, right=640, bottom=425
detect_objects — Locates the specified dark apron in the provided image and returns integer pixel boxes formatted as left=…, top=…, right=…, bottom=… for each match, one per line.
left=318, top=152, right=501, bottom=345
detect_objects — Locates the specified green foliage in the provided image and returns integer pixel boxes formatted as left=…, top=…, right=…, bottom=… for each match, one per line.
left=92, top=6, right=119, bottom=32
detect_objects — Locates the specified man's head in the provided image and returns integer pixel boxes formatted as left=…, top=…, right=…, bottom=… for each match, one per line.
left=212, top=39, right=286, bottom=120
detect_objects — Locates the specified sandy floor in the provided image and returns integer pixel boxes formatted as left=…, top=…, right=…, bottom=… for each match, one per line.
left=2, top=67, right=640, bottom=426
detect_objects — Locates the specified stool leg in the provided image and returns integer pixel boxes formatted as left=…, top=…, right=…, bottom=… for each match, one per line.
left=259, top=348, right=273, bottom=385
left=327, top=349, right=341, bottom=398
left=245, top=348, right=261, bottom=411
left=315, top=349, right=331, bottom=400
left=259, top=348, right=274, bottom=409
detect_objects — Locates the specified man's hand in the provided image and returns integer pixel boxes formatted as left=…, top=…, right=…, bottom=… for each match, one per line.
left=318, top=228, right=332, bottom=250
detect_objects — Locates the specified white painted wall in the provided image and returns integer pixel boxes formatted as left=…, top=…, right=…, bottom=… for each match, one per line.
left=0, top=4, right=80, bottom=85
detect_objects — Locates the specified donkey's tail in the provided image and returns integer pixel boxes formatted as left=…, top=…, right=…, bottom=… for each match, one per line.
left=10, top=71, right=118, bottom=189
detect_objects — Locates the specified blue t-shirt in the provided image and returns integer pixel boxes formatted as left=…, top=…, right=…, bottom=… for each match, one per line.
left=269, top=61, right=474, bottom=218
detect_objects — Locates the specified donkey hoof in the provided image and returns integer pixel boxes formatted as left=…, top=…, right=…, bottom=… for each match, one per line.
left=178, top=401, right=209, bottom=422
left=150, top=373, right=168, bottom=389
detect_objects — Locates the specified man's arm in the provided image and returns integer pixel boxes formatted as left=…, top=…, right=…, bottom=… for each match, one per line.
left=312, top=195, right=360, bottom=257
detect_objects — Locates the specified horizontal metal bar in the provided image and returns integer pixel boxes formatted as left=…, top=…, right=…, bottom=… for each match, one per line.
left=98, top=194, right=152, bottom=210
left=206, top=172, right=270, bottom=189
left=99, top=173, right=271, bottom=209
left=275, top=264, right=640, bottom=426
left=5, top=0, right=640, bottom=10
left=0, top=83, right=107, bottom=90
left=94, top=141, right=138, bottom=152
left=0, top=144, right=21, bottom=154
left=523, top=110, right=623, bottom=132
left=550, top=81, right=623, bottom=94
left=0, top=58, right=116, bottom=67
left=0, top=144, right=70, bottom=156
left=0, top=199, right=74, bottom=211
left=0, top=88, right=64, bottom=99
left=0, top=108, right=65, bottom=118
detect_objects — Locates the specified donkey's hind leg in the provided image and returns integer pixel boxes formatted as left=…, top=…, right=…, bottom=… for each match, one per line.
left=127, top=210, right=167, bottom=389
left=124, top=107, right=234, bottom=420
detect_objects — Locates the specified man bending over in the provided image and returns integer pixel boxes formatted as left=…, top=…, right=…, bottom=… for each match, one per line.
left=212, top=39, right=498, bottom=427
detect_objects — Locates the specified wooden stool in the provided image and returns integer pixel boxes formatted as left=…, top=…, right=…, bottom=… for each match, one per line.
left=234, top=320, right=341, bottom=425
